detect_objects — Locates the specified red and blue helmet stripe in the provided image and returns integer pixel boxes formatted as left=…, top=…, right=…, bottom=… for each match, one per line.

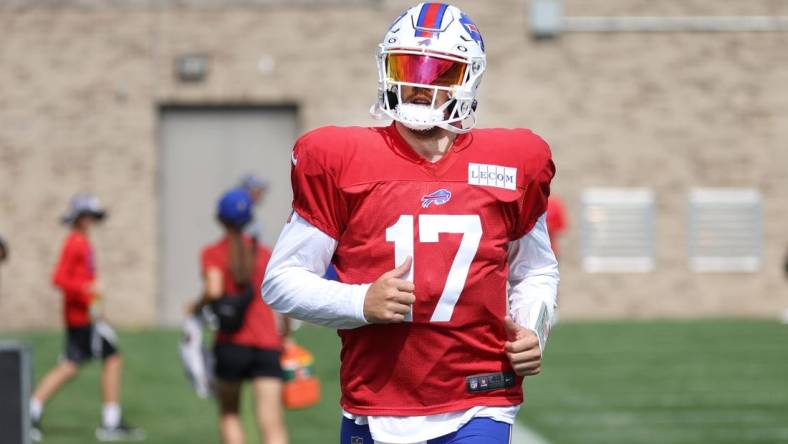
left=415, top=3, right=449, bottom=38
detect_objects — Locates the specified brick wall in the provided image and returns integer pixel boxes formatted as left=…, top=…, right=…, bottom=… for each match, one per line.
left=0, top=0, right=786, bottom=329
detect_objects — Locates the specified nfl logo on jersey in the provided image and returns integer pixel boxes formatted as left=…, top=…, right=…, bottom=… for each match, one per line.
left=351, top=437, right=364, bottom=444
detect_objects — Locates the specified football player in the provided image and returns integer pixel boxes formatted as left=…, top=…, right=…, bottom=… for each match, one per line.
left=263, top=3, right=559, bottom=443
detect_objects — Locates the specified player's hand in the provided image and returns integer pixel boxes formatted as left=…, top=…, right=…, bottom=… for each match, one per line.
left=504, top=316, right=542, bottom=376
left=184, top=301, right=202, bottom=315
left=363, top=257, right=415, bottom=324
left=86, top=280, right=103, bottom=297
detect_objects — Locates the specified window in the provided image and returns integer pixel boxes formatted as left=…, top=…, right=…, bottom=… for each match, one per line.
left=688, top=188, right=762, bottom=272
left=581, top=188, right=656, bottom=272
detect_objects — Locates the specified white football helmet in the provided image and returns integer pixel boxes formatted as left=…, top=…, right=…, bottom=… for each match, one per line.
left=371, top=3, right=486, bottom=134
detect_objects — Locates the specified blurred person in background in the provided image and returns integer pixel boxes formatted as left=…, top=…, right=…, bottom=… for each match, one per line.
left=29, top=193, right=144, bottom=442
left=0, top=236, right=7, bottom=296
left=196, top=188, right=288, bottom=444
left=545, top=196, right=567, bottom=325
left=263, top=3, right=558, bottom=443
left=546, top=196, right=568, bottom=258
left=784, top=246, right=788, bottom=278
left=240, top=173, right=270, bottom=243
left=0, top=235, right=7, bottom=263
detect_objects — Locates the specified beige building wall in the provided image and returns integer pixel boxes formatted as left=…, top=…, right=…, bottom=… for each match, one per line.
left=0, top=0, right=786, bottom=329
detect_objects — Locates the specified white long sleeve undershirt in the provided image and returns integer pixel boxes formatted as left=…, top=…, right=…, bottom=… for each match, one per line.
left=262, top=212, right=369, bottom=329
left=263, top=211, right=559, bottom=337
left=507, top=213, right=560, bottom=350
left=262, top=211, right=559, bottom=443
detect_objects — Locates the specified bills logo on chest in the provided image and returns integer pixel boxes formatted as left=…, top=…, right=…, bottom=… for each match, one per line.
left=467, top=163, right=517, bottom=190
left=421, top=188, right=452, bottom=208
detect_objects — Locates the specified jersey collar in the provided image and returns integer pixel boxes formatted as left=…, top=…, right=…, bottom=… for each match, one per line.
left=383, top=123, right=473, bottom=163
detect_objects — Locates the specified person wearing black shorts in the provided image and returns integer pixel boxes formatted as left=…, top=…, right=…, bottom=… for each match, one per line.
left=29, top=194, right=143, bottom=442
left=64, top=323, right=119, bottom=364
left=213, top=342, right=283, bottom=381
left=197, top=189, right=288, bottom=444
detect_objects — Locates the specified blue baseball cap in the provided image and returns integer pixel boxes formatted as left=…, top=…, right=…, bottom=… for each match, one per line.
left=61, top=193, right=107, bottom=224
left=217, top=188, right=253, bottom=228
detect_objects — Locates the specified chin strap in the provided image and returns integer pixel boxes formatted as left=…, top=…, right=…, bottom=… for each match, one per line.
left=395, top=103, right=445, bottom=131
left=437, top=114, right=475, bottom=134
left=369, top=98, right=478, bottom=135
left=369, top=103, right=385, bottom=120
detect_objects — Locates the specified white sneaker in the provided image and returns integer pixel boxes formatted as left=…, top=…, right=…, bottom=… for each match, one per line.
left=95, top=420, right=146, bottom=442
left=30, top=418, right=43, bottom=442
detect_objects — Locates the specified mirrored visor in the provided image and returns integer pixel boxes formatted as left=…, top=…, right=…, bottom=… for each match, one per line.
left=386, top=54, right=467, bottom=87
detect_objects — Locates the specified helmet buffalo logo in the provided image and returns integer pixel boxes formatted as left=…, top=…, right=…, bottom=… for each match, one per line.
left=459, top=13, right=484, bottom=51
left=421, top=189, right=452, bottom=208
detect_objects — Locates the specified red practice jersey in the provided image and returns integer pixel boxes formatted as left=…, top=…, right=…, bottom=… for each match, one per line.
left=52, top=231, right=96, bottom=327
left=291, top=124, right=554, bottom=416
left=201, top=237, right=282, bottom=350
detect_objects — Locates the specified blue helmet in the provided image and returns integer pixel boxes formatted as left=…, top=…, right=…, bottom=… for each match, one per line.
left=217, top=188, right=253, bottom=228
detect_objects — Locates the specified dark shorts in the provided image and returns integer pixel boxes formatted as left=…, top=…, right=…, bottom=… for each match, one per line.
left=64, top=322, right=119, bottom=364
left=213, top=342, right=283, bottom=382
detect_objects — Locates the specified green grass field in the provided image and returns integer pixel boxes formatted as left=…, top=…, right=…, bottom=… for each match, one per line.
left=519, top=320, right=788, bottom=444
left=3, top=320, right=787, bottom=444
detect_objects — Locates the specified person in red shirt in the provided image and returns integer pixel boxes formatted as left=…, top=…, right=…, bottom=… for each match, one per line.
left=546, top=196, right=568, bottom=258
left=29, top=193, right=143, bottom=442
left=198, top=188, right=288, bottom=444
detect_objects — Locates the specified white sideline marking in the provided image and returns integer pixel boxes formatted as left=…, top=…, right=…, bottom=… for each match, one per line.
left=512, top=422, right=551, bottom=444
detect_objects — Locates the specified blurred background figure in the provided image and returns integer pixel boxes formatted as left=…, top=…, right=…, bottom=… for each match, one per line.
left=240, top=173, right=270, bottom=206
left=784, top=246, right=788, bottom=279
left=242, top=172, right=304, bottom=338
left=29, top=193, right=144, bottom=442
left=0, top=235, right=7, bottom=264
left=782, top=247, right=788, bottom=323
left=546, top=195, right=568, bottom=258
left=196, top=188, right=288, bottom=444
left=0, top=236, right=7, bottom=297
left=239, top=173, right=271, bottom=243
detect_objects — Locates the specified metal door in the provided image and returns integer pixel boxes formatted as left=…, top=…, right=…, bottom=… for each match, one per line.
left=158, top=106, right=298, bottom=325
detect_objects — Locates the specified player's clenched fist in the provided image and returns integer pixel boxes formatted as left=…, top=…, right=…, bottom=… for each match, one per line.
left=364, top=257, right=416, bottom=323
left=504, top=316, right=542, bottom=376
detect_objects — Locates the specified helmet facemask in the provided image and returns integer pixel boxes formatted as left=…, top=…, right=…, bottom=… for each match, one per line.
left=373, top=46, right=485, bottom=134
